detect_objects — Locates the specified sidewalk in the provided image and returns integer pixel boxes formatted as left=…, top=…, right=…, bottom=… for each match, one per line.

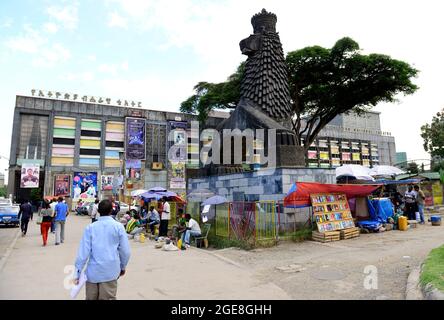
left=0, top=215, right=289, bottom=300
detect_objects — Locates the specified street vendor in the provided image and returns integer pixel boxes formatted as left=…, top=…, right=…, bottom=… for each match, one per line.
left=146, top=206, right=160, bottom=234
left=126, top=212, right=145, bottom=239
left=181, top=213, right=201, bottom=249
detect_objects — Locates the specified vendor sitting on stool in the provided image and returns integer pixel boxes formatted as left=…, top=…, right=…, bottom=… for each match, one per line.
left=126, top=212, right=145, bottom=239
left=147, top=206, right=160, bottom=234
left=181, top=214, right=201, bottom=249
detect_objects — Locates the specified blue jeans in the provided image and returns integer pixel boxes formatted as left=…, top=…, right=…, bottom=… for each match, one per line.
left=418, top=204, right=424, bottom=223
left=182, top=230, right=201, bottom=245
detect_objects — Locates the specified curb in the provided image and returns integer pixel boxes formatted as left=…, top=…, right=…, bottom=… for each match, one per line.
left=405, top=266, right=423, bottom=300
left=0, top=227, right=21, bottom=273
left=198, top=248, right=245, bottom=269
left=422, top=283, right=444, bottom=300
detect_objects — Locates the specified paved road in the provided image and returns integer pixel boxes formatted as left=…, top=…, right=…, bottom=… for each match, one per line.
left=0, top=215, right=289, bottom=300
left=0, top=225, right=19, bottom=259
left=216, top=221, right=444, bottom=300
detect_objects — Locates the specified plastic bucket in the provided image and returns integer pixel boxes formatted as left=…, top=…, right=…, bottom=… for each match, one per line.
left=431, top=215, right=441, bottom=226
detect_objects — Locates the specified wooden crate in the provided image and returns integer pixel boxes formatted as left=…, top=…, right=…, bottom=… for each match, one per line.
left=340, top=227, right=360, bottom=240
left=312, top=231, right=340, bottom=243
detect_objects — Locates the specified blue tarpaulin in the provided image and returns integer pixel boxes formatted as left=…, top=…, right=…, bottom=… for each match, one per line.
left=367, top=198, right=394, bottom=223
left=356, top=220, right=382, bottom=230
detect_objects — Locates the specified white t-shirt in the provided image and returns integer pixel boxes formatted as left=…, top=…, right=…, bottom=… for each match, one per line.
left=162, top=201, right=171, bottom=220
left=187, top=218, right=201, bottom=233
left=50, top=202, right=57, bottom=216
left=91, top=203, right=99, bottom=219
left=405, top=190, right=417, bottom=203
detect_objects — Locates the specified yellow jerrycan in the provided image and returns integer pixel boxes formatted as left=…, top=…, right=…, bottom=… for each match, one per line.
left=398, top=216, right=408, bottom=231
left=139, top=233, right=146, bottom=243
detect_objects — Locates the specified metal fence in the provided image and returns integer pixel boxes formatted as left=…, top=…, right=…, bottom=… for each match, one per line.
left=185, top=200, right=310, bottom=247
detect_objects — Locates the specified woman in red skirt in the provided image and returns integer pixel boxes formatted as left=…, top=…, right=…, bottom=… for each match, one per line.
left=38, top=200, right=53, bottom=246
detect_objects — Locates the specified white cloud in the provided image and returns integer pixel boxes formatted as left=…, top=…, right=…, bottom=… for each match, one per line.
left=100, top=75, right=191, bottom=111
left=43, top=22, right=58, bottom=34
left=32, top=43, right=71, bottom=67
left=4, top=25, right=46, bottom=53
left=108, top=12, right=128, bottom=29
left=4, top=23, right=71, bottom=68
left=61, top=72, right=95, bottom=82
left=47, top=3, right=79, bottom=30
left=98, top=61, right=129, bottom=74
left=87, top=54, right=96, bottom=62
left=1, top=17, right=13, bottom=28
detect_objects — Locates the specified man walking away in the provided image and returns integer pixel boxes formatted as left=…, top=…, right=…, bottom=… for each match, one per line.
left=74, top=199, right=131, bottom=300
left=91, top=199, right=100, bottom=223
left=111, top=197, right=120, bottom=220
left=414, top=185, right=426, bottom=224
left=54, top=196, right=69, bottom=245
left=50, top=198, right=57, bottom=233
left=159, top=197, right=170, bottom=237
left=18, top=200, right=33, bottom=236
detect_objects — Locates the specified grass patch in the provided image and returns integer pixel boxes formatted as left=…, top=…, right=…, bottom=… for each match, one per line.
left=420, top=244, right=444, bottom=291
left=290, top=228, right=313, bottom=242
left=207, top=233, right=254, bottom=250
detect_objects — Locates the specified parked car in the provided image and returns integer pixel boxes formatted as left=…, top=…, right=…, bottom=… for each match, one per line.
left=0, top=198, right=20, bottom=227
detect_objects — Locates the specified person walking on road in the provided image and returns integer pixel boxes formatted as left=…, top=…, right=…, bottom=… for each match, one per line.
left=54, top=196, right=69, bottom=245
left=38, top=200, right=53, bottom=246
left=18, top=200, right=33, bottom=236
left=91, top=199, right=100, bottom=223
left=74, top=199, right=131, bottom=300
left=110, top=197, right=120, bottom=220
left=49, top=198, right=57, bottom=233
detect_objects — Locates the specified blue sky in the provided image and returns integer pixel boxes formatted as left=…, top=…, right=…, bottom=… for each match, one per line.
left=1, top=0, right=444, bottom=177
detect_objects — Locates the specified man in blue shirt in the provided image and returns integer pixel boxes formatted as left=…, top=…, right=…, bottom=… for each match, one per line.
left=74, top=199, right=131, bottom=300
left=54, top=196, right=69, bottom=245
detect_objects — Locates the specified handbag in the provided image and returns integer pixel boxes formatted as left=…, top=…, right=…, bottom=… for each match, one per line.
left=36, top=215, right=43, bottom=225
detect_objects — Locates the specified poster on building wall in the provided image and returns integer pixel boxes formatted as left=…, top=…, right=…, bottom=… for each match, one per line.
left=20, top=163, right=40, bottom=188
left=168, top=121, right=187, bottom=161
left=125, top=160, right=142, bottom=181
left=169, top=161, right=186, bottom=189
left=73, top=172, right=98, bottom=200
left=54, top=174, right=70, bottom=197
left=101, top=175, right=114, bottom=191
left=125, top=117, right=146, bottom=160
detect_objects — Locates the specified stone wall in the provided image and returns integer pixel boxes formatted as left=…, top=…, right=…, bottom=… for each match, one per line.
left=188, top=167, right=336, bottom=223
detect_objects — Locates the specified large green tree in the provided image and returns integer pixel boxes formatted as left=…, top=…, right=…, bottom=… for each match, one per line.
left=181, top=37, right=418, bottom=151
left=421, top=109, right=444, bottom=159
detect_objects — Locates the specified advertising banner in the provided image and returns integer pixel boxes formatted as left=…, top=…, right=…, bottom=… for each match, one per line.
left=125, top=117, right=146, bottom=160
left=73, top=172, right=98, bottom=200
left=169, top=161, right=186, bottom=189
left=54, top=174, right=70, bottom=197
left=20, top=163, right=40, bottom=188
left=101, top=175, right=114, bottom=191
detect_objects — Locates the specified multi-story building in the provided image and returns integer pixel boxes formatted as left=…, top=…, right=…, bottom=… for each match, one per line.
left=7, top=93, right=227, bottom=203
left=395, top=152, right=408, bottom=169
left=304, top=111, right=396, bottom=168
left=7, top=92, right=396, bottom=202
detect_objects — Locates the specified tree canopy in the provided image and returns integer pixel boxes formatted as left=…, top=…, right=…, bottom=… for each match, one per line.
left=421, top=109, right=444, bottom=159
left=181, top=37, right=418, bottom=150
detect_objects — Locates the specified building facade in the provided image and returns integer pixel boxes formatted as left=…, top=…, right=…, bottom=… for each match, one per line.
left=7, top=94, right=226, bottom=203
left=304, top=111, right=396, bottom=168
left=8, top=94, right=396, bottom=203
